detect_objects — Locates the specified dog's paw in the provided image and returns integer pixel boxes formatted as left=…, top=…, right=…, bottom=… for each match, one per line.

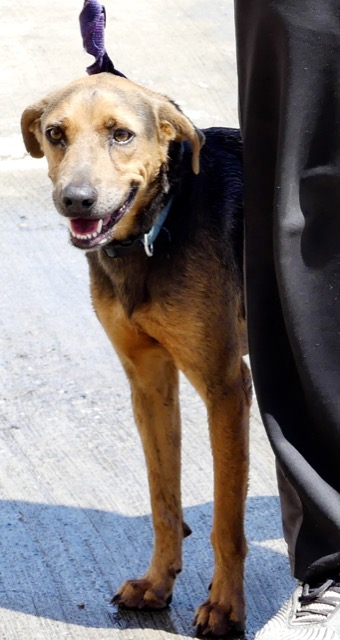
left=111, top=578, right=172, bottom=610
left=194, top=598, right=245, bottom=638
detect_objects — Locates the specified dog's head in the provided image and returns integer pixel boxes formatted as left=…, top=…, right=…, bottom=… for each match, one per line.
left=21, top=73, right=204, bottom=251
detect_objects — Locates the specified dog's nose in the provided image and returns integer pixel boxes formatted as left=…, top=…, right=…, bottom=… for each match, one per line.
left=61, top=184, right=98, bottom=215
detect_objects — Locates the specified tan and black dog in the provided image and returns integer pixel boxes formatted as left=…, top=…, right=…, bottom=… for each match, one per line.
left=21, top=73, right=251, bottom=638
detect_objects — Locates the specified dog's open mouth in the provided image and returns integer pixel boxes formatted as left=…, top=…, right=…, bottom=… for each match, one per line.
left=67, top=187, right=137, bottom=250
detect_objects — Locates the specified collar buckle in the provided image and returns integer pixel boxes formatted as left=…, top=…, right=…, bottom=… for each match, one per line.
left=143, top=235, right=154, bottom=257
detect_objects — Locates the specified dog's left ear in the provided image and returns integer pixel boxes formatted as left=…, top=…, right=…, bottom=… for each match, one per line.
left=157, top=99, right=205, bottom=174
left=21, top=98, right=50, bottom=159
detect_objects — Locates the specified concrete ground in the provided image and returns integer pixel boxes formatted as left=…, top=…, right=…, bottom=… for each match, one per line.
left=0, top=1, right=295, bottom=638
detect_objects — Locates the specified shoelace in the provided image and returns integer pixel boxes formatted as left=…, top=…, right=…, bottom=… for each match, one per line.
left=295, top=579, right=340, bottom=621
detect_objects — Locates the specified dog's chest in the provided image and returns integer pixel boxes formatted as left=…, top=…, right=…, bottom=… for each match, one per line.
left=99, top=250, right=188, bottom=318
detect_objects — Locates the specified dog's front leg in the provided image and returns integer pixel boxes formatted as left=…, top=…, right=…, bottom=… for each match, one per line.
left=194, top=358, right=251, bottom=637
left=113, top=338, right=184, bottom=610
left=90, top=281, right=186, bottom=609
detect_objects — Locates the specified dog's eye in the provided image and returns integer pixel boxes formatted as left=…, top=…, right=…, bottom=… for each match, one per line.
left=112, top=129, right=134, bottom=144
left=46, top=127, right=65, bottom=145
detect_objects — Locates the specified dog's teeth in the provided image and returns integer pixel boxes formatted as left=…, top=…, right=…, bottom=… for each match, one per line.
left=67, top=219, right=104, bottom=241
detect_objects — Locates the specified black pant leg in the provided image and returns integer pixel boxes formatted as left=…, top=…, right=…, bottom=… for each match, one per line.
left=234, top=0, right=340, bottom=581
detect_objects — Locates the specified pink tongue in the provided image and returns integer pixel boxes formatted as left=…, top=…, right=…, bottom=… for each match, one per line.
left=70, top=218, right=100, bottom=234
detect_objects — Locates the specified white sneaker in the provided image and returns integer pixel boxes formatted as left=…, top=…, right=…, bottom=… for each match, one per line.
left=255, top=579, right=340, bottom=639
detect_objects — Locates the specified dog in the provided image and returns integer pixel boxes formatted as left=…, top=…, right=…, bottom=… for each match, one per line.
left=21, top=72, right=251, bottom=638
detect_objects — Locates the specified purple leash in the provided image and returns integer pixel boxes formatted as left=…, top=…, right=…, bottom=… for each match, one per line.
left=79, top=0, right=126, bottom=77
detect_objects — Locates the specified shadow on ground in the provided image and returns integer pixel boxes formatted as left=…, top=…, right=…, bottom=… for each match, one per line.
left=0, top=496, right=292, bottom=638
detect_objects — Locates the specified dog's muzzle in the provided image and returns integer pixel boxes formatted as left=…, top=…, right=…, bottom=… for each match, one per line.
left=57, top=184, right=138, bottom=250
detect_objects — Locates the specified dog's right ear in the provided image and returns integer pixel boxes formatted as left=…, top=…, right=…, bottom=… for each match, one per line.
left=21, top=99, right=49, bottom=158
left=156, top=97, right=205, bottom=175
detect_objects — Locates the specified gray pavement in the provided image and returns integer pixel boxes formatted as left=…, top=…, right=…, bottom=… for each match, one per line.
left=0, top=1, right=295, bottom=638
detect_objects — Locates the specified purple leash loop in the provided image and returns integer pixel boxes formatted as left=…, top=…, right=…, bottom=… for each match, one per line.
left=79, top=0, right=126, bottom=77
